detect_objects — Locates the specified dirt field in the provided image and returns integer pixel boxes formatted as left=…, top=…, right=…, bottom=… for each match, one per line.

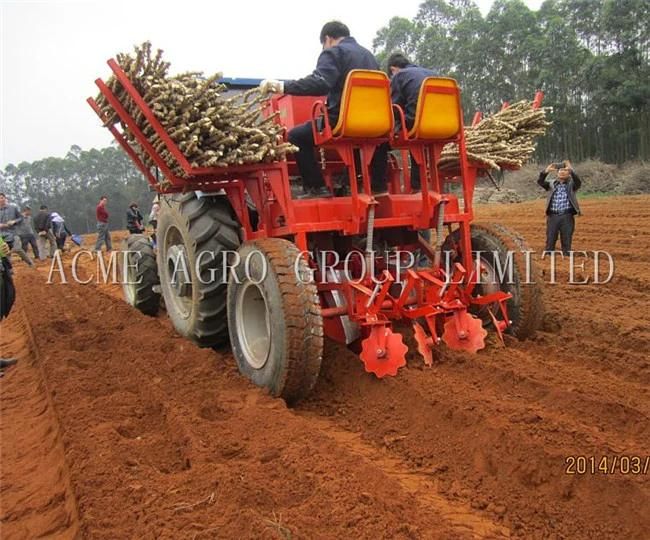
left=1, top=195, right=649, bottom=539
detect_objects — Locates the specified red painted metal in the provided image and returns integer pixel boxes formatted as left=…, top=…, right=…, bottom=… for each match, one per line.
left=413, top=321, right=433, bottom=366
left=94, top=78, right=180, bottom=185
left=487, top=307, right=506, bottom=345
left=266, top=94, right=323, bottom=128
left=360, top=326, right=408, bottom=377
left=106, top=59, right=195, bottom=176
left=87, top=58, right=544, bottom=377
left=442, top=311, right=487, bottom=353
left=87, top=97, right=158, bottom=186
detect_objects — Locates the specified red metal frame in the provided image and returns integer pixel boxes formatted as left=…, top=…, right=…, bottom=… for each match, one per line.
left=391, top=83, right=475, bottom=274
left=88, top=57, right=543, bottom=372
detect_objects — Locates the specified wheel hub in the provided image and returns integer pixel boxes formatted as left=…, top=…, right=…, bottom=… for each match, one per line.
left=235, top=282, right=271, bottom=369
left=123, top=257, right=137, bottom=305
left=166, top=244, right=191, bottom=297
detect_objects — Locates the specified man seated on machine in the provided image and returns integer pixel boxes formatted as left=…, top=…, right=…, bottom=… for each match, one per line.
left=259, top=21, right=388, bottom=198
left=387, top=52, right=439, bottom=191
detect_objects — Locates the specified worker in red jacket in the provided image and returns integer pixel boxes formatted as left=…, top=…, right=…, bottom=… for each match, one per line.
left=94, top=195, right=112, bottom=252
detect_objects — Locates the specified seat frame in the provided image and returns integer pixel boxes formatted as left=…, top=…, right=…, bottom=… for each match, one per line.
left=311, top=70, right=394, bottom=200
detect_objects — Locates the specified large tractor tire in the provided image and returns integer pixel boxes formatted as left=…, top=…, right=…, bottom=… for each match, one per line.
left=157, top=193, right=241, bottom=347
left=444, top=223, right=544, bottom=339
left=227, top=238, right=323, bottom=404
left=121, top=234, right=160, bottom=316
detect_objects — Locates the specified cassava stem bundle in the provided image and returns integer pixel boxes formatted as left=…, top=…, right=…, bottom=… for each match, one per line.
left=439, top=100, right=551, bottom=171
left=95, top=41, right=295, bottom=179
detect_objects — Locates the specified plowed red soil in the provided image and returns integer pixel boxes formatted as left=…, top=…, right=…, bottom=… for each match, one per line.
left=1, top=195, right=649, bottom=539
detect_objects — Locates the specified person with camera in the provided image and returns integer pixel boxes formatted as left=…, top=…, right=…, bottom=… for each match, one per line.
left=537, top=160, right=582, bottom=256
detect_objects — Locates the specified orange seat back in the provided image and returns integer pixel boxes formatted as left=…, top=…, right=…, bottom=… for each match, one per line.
left=409, top=77, right=461, bottom=140
left=332, top=70, right=393, bottom=138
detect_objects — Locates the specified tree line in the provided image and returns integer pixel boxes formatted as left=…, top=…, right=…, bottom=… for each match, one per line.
left=373, top=0, right=649, bottom=163
left=0, top=145, right=151, bottom=234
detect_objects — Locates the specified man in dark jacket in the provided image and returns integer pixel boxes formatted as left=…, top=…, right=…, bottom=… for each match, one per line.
left=126, top=202, right=145, bottom=234
left=259, top=21, right=387, bottom=198
left=538, top=160, right=582, bottom=255
left=33, top=204, right=56, bottom=259
left=387, top=52, right=438, bottom=190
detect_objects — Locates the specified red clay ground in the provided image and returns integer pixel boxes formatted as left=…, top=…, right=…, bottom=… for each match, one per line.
left=1, top=195, right=649, bottom=539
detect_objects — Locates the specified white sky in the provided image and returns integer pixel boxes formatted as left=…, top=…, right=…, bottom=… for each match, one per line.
left=0, top=0, right=542, bottom=167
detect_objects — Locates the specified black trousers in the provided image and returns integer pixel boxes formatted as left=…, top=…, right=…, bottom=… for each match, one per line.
left=288, top=121, right=388, bottom=191
left=545, top=212, right=575, bottom=255
left=409, top=152, right=421, bottom=189
left=402, top=119, right=421, bottom=190
left=19, top=234, right=38, bottom=259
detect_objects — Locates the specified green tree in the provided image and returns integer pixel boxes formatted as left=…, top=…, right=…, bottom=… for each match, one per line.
left=373, top=17, right=422, bottom=67
left=372, top=0, right=650, bottom=163
left=0, top=145, right=151, bottom=234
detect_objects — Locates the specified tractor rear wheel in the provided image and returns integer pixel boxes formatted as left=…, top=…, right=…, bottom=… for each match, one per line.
left=121, top=234, right=160, bottom=316
left=445, top=223, right=544, bottom=339
left=157, top=193, right=241, bottom=347
left=227, top=238, right=323, bottom=404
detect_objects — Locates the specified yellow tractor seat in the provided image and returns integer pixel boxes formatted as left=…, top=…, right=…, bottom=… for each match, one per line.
left=408, top=77, right=461, bottom=141
left=330, top=70, right=394, bottom=139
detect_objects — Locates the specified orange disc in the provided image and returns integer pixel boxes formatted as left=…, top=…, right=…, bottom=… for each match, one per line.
left=360, top=326, right=408, bottom=378
left=442, top=312, right=487, bottom=353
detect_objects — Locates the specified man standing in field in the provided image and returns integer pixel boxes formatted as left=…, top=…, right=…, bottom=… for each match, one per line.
left=94, top=195, right=112, bottom=253
left=16, top=206, right=39, bottom=259
left=126, top=202, right=145, bottom=234
left=538, top=160, right=582, bottom=255
left=33, top=205, right=57, bottom=260
left=0, top=193, right=34, bottom=267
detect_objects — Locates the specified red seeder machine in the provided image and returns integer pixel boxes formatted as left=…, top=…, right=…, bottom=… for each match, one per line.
left=89, top=59, right=544, bottom=403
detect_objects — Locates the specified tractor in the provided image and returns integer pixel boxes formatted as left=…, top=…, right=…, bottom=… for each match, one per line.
left=88, top=60, right=544, bottom=403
